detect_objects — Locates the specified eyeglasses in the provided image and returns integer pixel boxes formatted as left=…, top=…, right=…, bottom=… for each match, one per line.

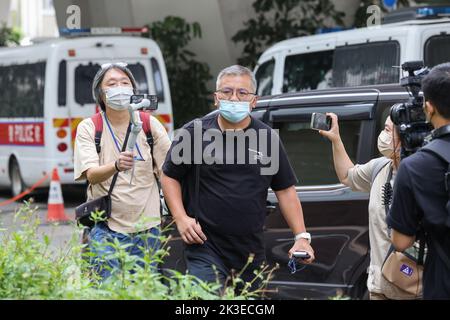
left=215, top=87, right=256, bottom=101
left=101, top=62, right=128, bottom=69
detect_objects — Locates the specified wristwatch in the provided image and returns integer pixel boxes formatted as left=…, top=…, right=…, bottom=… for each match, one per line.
left=294, top=232, right=311, bottom=244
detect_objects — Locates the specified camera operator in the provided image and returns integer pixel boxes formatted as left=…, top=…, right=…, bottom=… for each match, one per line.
left=387, top=62, right=450, bottom=299
left=319, top=115, right=420, bottom=300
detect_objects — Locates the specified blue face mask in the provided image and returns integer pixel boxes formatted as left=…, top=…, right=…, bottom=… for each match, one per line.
left=218, top=100, right=250, bottom=123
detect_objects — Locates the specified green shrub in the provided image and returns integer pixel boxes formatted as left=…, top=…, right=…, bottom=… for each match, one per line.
left=0, top=201, right=275, bottom=300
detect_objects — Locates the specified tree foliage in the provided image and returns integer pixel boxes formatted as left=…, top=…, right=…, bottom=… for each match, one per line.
left=144, top=17, right=213, bottom=128
left=0, top=23, right=21, bottom=47
left=232, top=0, right=346, bottom=68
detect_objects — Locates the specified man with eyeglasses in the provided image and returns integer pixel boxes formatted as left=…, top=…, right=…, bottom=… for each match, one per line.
left=74, top=62, right=171, bottom=280
left=162, top=65, right=314, bottom=293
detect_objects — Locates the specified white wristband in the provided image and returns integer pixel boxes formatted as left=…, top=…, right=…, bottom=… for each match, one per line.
left=294, top=232, right=311, bottom=244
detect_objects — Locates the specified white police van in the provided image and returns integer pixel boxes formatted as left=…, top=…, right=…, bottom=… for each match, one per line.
left=0, top=27, right=173, bottom=196
left=255, top=5, right=450, bottom=96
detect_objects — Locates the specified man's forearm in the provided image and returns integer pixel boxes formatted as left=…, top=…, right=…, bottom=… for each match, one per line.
left=331, top=138, right=355, bottom=184
left=161, top=173, right=189, bottom=220
left=86, top=162, right=117, bottom=185
left=275, top=187, right=306, bottom=234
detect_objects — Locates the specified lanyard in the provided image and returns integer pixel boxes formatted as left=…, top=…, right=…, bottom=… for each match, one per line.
left=104, top=114, right=144, bottom=161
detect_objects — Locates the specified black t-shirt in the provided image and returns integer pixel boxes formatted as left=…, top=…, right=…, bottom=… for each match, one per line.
left=163, top=112, right=297, bottom=270
left=386, top=135, right=450, bottom=299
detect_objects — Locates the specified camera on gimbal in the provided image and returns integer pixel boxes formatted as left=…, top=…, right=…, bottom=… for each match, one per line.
left=390, top=61, right=433, bottom=159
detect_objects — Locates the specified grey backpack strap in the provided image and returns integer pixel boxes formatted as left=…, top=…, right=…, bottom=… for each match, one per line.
left=422, top=139, right=450, bottom=163
left=421, top=139, right=450, bottom=208
left=371, top=157, right=391, bottom=185
left=420, top=139, right=450, bottom=266
left=421, top=139, right=450, bottom=191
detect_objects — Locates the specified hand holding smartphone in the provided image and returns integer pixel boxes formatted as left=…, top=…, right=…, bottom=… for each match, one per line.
left=292, top=251, right=311, bottom=259
left=130, top=94, right=158, bottom=110
left=310, top=112, right=331, bottom=131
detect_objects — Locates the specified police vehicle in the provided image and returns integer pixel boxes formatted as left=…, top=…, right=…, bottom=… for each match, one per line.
left=0, top=27, right=173, bottom=196
left=255, top=5, right=450, bottom=96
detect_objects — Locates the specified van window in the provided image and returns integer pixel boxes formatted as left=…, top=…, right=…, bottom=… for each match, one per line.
left=283, top=50, right=333, bottom=93
left=74, top=62, right=149, bottom=105
left=58, top=60, right=67, bottom=106
left=74, top=63, right=100, bottom=106
left=128, top=63, right=149, bottom=94
left=255, top=59, right=275, bottom=96
left=0, top=62, right=46, bottom=117
left=333, top=41, right=400, bottom=87
left=275, top=120, right=361, bottom=185
left=424, top=35, right=450, bottom=68
left=150, top=58, right=165, bottom=102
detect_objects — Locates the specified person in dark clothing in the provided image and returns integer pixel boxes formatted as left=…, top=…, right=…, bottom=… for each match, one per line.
left=387, top=62, right=450, bottom=299
left=161, top=65, right=314, bottom=291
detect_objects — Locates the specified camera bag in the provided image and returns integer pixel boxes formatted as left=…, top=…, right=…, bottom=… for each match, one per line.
left=380, top=163, right=424, bottom=297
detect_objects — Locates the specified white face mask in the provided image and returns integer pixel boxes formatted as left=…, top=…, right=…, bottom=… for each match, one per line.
left=377, top=129, right=394, bottom=158
left=104, top=86, right=134, bottom=110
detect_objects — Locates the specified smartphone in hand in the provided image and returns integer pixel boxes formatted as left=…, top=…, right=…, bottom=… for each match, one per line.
left=130, top=94, right=158, bottom=110
left=292, top=251, right=311, bottom=259
left=310, top=112, right=331, bottom=131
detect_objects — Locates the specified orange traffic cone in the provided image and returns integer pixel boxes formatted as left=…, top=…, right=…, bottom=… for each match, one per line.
left=46, top=168, right=70, bottom=223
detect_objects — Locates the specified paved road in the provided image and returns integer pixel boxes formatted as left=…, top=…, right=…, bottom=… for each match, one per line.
left=0, top=186, right=86, bottom=249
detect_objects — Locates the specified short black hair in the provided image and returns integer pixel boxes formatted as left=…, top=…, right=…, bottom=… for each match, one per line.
left=422, top=62, right=450, bottom=119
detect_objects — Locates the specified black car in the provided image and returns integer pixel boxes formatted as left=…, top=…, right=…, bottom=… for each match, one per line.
left=162, top=84, right=411, bottom=300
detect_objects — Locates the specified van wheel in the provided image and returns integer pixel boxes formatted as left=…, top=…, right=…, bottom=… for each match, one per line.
left=9, top=159, right=25, bottom=198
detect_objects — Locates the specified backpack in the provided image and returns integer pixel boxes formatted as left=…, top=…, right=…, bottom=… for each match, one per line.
left=91, top=111, right=153, bottom=155
left=420, top=138, right=450, bottom=268
left=421, top=138, right=450, bottom=227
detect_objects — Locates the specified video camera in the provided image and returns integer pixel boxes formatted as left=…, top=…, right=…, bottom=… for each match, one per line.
left=390, top=61, right=433, bottom=159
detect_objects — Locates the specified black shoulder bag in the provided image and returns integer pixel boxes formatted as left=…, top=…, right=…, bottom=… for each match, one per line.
left=75, top=123, right=132, bottom=228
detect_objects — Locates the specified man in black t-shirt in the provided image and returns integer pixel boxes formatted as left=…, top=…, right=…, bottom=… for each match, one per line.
left=387, top=63, right=450, bottom=299
left=161, top=65, right=314, bottom=290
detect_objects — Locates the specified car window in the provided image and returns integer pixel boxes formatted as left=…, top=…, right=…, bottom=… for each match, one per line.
left=255, top=59, right=275, bottom=96
left=283, top=50, right=333, bottom=93
left=424, top=35, right=450, bottom=68
left=333, top=41, right=400, bottom=87
left=274, top=120, right=361, bottom=185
